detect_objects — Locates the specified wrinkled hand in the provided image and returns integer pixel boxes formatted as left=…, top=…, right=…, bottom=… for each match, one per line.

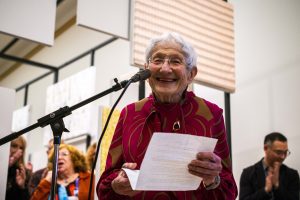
left=111, top=163, right=140, bottom=197
left=188, top=152, right=222, bottom=186
left=16, top=164, right=26, bottom=189
left=9, top=149, right=23, bottom=167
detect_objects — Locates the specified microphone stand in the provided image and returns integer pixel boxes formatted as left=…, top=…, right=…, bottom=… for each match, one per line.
left=0, top=78, right=129, bottom=200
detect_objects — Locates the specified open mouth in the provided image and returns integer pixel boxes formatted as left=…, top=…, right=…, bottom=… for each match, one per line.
left=58, top=161, right=64, bottom=167
left=156, top=77, right=177, bottom=82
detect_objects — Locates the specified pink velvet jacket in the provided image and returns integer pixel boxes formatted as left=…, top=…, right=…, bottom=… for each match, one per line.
left=97, top=91, right=237, bottom=200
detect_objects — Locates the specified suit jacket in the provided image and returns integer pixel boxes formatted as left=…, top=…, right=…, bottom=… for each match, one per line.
left=239, top=158, right=299, bottom=200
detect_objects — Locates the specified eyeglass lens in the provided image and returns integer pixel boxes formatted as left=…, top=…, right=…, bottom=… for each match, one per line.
left=149, top=55, right=184, bottom=67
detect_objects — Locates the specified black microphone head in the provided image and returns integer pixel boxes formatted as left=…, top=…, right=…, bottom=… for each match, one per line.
left=130, top=69, right=151, bottom=82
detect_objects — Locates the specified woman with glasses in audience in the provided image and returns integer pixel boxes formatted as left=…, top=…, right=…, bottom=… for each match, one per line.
left=31, top=144, right=94, bottom=200
left=97, top=32, right=237, bottom=199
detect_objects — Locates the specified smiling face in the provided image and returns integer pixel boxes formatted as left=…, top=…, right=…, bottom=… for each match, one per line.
left=10, top=138, right=25, bottom=157
left=146, top=42, right=197, bottom=103
left=264, top=140, right=289, bottom=167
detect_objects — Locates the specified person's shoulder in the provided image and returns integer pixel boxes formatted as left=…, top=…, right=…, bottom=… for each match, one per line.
left=33, top=167, right=47, bottom=174
left=134, top=97, right=152, bottom=111
left=281, top=163, right=300, bottom=175
left=121, top=96, right=152, bottom=112
left=79, top=171, right=92, bottom=179
left=30, top=167, right=46, bottom=178
left=79, top=171, right=91, bottom=176
left=242, top=160, right=262, bottom=172
left=243, top=163, right=256, bottom=171
left=190, top=92, right=222, bottom=111
left=119, top=96, right=153, bottom=119
left=189, top=92, right=223, bottom=121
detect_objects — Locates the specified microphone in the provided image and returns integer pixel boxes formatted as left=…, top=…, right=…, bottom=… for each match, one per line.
left=129, top=69, right=151, bottom=83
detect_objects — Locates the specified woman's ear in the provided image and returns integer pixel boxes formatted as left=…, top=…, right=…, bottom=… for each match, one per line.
left=188, top=67, right=197, bottom=83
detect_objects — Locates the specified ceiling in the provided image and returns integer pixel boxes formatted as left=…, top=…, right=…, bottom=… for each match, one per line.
left=0, top=0, right=77, bottom=81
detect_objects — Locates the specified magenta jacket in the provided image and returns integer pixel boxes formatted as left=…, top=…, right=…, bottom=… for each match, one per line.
left=97, top=91, right=238, bottom=200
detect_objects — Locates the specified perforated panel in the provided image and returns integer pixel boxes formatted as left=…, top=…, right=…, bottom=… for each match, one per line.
left=131, top=0, right=235, bottom=93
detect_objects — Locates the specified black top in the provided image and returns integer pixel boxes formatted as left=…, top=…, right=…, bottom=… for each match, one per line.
left=239, top=158, right=300, bottom=200
left=6, top=164, right=30, bottom=200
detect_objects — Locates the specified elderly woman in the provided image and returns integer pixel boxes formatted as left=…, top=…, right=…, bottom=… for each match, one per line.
left=31, top=144, right=94, bottom=200
left=97, top=32, right=237, bottom=199
left=6, top=136, right=31, bottom=200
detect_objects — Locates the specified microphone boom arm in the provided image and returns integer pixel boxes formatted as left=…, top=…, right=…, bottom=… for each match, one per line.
left=0, top=78, right=129, bottom=146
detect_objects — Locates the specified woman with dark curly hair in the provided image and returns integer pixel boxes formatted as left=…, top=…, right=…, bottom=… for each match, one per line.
left=30, top=144, right=94, bottom=200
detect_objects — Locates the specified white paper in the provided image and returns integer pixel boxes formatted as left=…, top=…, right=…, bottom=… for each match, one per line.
left=123, top=132, right=217, bottom=191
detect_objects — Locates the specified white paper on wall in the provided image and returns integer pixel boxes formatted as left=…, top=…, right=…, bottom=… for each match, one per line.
left=11, top=105, right=31, bottom=139
left=44, top=67, right=97, bottom=145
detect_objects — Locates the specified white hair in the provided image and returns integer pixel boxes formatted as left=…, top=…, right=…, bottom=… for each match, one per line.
left=145, top=32, right=198, bottom=69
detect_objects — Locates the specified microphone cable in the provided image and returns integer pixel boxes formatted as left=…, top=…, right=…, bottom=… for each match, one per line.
left=87, top=79, right=133, bottom=200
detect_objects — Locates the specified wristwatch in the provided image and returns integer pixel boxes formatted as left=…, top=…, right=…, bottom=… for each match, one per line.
left=203, top=175, right=221, bottom=190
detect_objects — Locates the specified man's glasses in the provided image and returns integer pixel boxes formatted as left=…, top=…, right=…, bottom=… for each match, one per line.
left=271, top=149, right=291, bottom=157
left=148, top=57, right=185, bottom=68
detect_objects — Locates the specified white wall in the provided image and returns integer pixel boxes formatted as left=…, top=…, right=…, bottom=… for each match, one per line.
left=0, top=0, right=299, bottom=197
left=229, top=0, right=300, bottom=192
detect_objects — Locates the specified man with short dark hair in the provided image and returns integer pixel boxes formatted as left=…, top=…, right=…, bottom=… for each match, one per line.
left=239, top=132, right=299, bottom=200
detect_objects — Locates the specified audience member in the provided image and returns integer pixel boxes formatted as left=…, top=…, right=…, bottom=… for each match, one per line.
left=6, top=136, right=30, bottom=200
left=30, top=144, right=94, bottom=200
left=239, top=132, right=300, bottom=200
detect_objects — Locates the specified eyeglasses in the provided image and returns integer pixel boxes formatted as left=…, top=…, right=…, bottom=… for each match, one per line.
left=271, top=149, right=291, bottom=157
left=148, top=56, right=185, bottom=68
left=59, top=152, right=69, bottom=157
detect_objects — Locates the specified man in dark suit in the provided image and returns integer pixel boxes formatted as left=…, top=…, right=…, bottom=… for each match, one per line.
left=239, top=132, right=299, bottom=200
